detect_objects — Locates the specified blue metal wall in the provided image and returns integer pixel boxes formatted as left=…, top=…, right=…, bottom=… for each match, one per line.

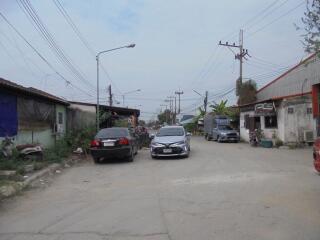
left=0, top=91, right=17, bottom=137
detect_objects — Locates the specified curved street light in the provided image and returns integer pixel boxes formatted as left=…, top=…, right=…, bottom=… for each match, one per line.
left=122, top=89, right=141, bottom=107
left=96, top=43, right=135, bottom=131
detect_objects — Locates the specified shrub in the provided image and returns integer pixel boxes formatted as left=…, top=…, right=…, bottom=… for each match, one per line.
left=65, top=126, right=96, bottom=154
left=275, top=138, right=283, bottom=148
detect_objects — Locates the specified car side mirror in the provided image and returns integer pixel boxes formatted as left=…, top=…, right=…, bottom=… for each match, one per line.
left=149, top=134, right=155, bottom=140
left=186, top=132, right=192, bottom=136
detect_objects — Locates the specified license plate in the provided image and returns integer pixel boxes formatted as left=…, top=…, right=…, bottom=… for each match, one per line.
left=163, top=148, right=172, bottom=153
left=103, top=142, right=114, bottom=147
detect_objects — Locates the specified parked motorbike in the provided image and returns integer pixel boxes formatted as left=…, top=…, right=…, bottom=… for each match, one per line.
left=313, top=138, right=320, bottom=173
left=16, top=144, right=43, bottom=160
left=249, top=129, right=261, bottom=147
left=1, top=137, right=43, bottom=160
left=249, top=131, right=257, bottom=147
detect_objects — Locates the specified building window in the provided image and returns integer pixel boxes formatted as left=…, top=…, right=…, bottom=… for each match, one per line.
left=307, top=108, right=312, bottom=114
left=58, top=112, right=63, bottom=124
left=288, top=107, right=294, bottom=114
left=265, top=116, right=277, bottom=129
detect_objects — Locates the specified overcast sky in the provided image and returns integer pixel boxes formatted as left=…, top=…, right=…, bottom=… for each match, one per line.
left=0, top=0, right=307, bottom=120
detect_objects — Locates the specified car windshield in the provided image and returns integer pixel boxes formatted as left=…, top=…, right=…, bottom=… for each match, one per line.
left=157, top=128, right=184, bottom=136
left=218, top=125, right=233, bottom=130
left=96, top=128, right=129, bottom=138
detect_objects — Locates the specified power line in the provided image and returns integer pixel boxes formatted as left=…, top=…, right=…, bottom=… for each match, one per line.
left=247, top=1, right=305, bottom=38
left=0, top=26, right=47, bottom=78
left=0, top=12, right=92, bottom=97
left=16, top=0, right=96, bottom=94
left=244, top=0, right=291, bottom=32
left=220, top=0, right=282, bottom=41
left=52, top=0, right=122, bottom=94
left=185, top=45, right=221, bottom=89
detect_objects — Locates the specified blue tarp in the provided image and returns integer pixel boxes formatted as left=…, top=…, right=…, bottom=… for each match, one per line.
left=0, top=91, right=17, bottom=137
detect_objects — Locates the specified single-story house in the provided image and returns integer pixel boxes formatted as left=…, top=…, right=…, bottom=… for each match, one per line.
left=239, top=53, right=319, bottom=144
left=0, top=78, right=69, bottom=147
left=68, top=101, right=140, bottom=130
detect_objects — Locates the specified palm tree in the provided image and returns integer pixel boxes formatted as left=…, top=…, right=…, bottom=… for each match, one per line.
left=210, top=100, right=230, bottom=115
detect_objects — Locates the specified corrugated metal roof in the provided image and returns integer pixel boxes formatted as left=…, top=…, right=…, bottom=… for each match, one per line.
left=0, top=77, right=69, bottom=105
left=256, top=53, right=319, bottom=102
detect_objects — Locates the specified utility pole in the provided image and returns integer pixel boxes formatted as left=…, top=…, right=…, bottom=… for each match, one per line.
left=193, top=89, right=208, bottom=115
left=174, top=96, right=177, bottom=124
left=108, top=84, right=113, bottom=106
left=175, top=90, right=184, bottom=114
left=167, top=96, right=175, bottom=125
left=204, top=91, right=208, bottom=114
left=164, top=99, right=170, bottom=124
left=219, top=29, right=249, bottom=87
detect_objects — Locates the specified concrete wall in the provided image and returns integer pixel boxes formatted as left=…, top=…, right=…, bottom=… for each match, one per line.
left=70, top=103, right=96, bottom=113
left=67, top=103, right=96, bottom=132
left=239, top=110, right=254, bottom=142
left=13, top=129, right=55, bottom=147
left=280, top=99, right=314, bottom=143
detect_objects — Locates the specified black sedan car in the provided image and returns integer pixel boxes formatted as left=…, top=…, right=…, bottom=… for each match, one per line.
left=90, top=127, right=138, bottom=163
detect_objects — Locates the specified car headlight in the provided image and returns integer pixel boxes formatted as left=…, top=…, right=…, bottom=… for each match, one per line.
left=151, top=142, right=165, bottom=147
left=221, top=132, right=227, bottom=136
left=171, top=141, right=186, bottom=146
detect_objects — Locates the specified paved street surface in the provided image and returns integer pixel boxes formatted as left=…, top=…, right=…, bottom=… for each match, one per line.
left=0, top=136, right=319, bottom=240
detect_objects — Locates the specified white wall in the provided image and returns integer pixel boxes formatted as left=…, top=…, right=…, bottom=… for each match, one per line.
left=239, top=110, right=254, bottom=142
left=70, top=103, right=96, bottom=113
left=280, top=100, right=314, bottom=143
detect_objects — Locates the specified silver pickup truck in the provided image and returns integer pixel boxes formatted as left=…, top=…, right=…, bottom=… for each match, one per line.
left=204, top=114, right=239, bottom=142
left=211, top=125, right=239, bottom=142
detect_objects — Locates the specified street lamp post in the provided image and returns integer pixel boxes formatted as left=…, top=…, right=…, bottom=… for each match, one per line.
left=96, top=44, right=135, bottom=132
left=122, top=89, right=141, bottom=107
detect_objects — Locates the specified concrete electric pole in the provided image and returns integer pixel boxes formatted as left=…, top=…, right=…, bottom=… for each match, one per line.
left=108, top=84, right=113, bottom=106
left=218, top=29, right=249, bottom=87
left=175, top=90, right=184, bottom=114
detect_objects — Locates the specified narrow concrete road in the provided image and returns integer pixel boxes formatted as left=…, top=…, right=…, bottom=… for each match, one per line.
left=1, top=137, right=319, bottom=240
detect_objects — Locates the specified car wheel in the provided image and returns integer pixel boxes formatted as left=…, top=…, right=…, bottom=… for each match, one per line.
left=93, top=157, right=100, bottom=164
left=151, top=155, right=157, bottom=159
left=134, top=147, right=138, bottom=155
left=128, top=149, right=134, bottom=162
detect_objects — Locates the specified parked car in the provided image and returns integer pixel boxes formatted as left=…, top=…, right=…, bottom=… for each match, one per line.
left=313, top=138, right=320, bottom=173
left=212, top=125, right=239, bottom=142
left=203, top=114, right=239, bottom=142
left=90, top=127, right=138, bottom=163
left=150, top=126, right=191, bottom=158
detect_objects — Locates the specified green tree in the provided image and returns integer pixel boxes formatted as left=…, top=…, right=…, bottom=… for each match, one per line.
left=210, top=100, right=230, bottom=115
left=138, top=120, right=146, bottom=126
left=157, top=109, right=171, bottom=124
left=298, top=0, right=320, bottom=53
left=237, top=80, right=257, bottom=105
